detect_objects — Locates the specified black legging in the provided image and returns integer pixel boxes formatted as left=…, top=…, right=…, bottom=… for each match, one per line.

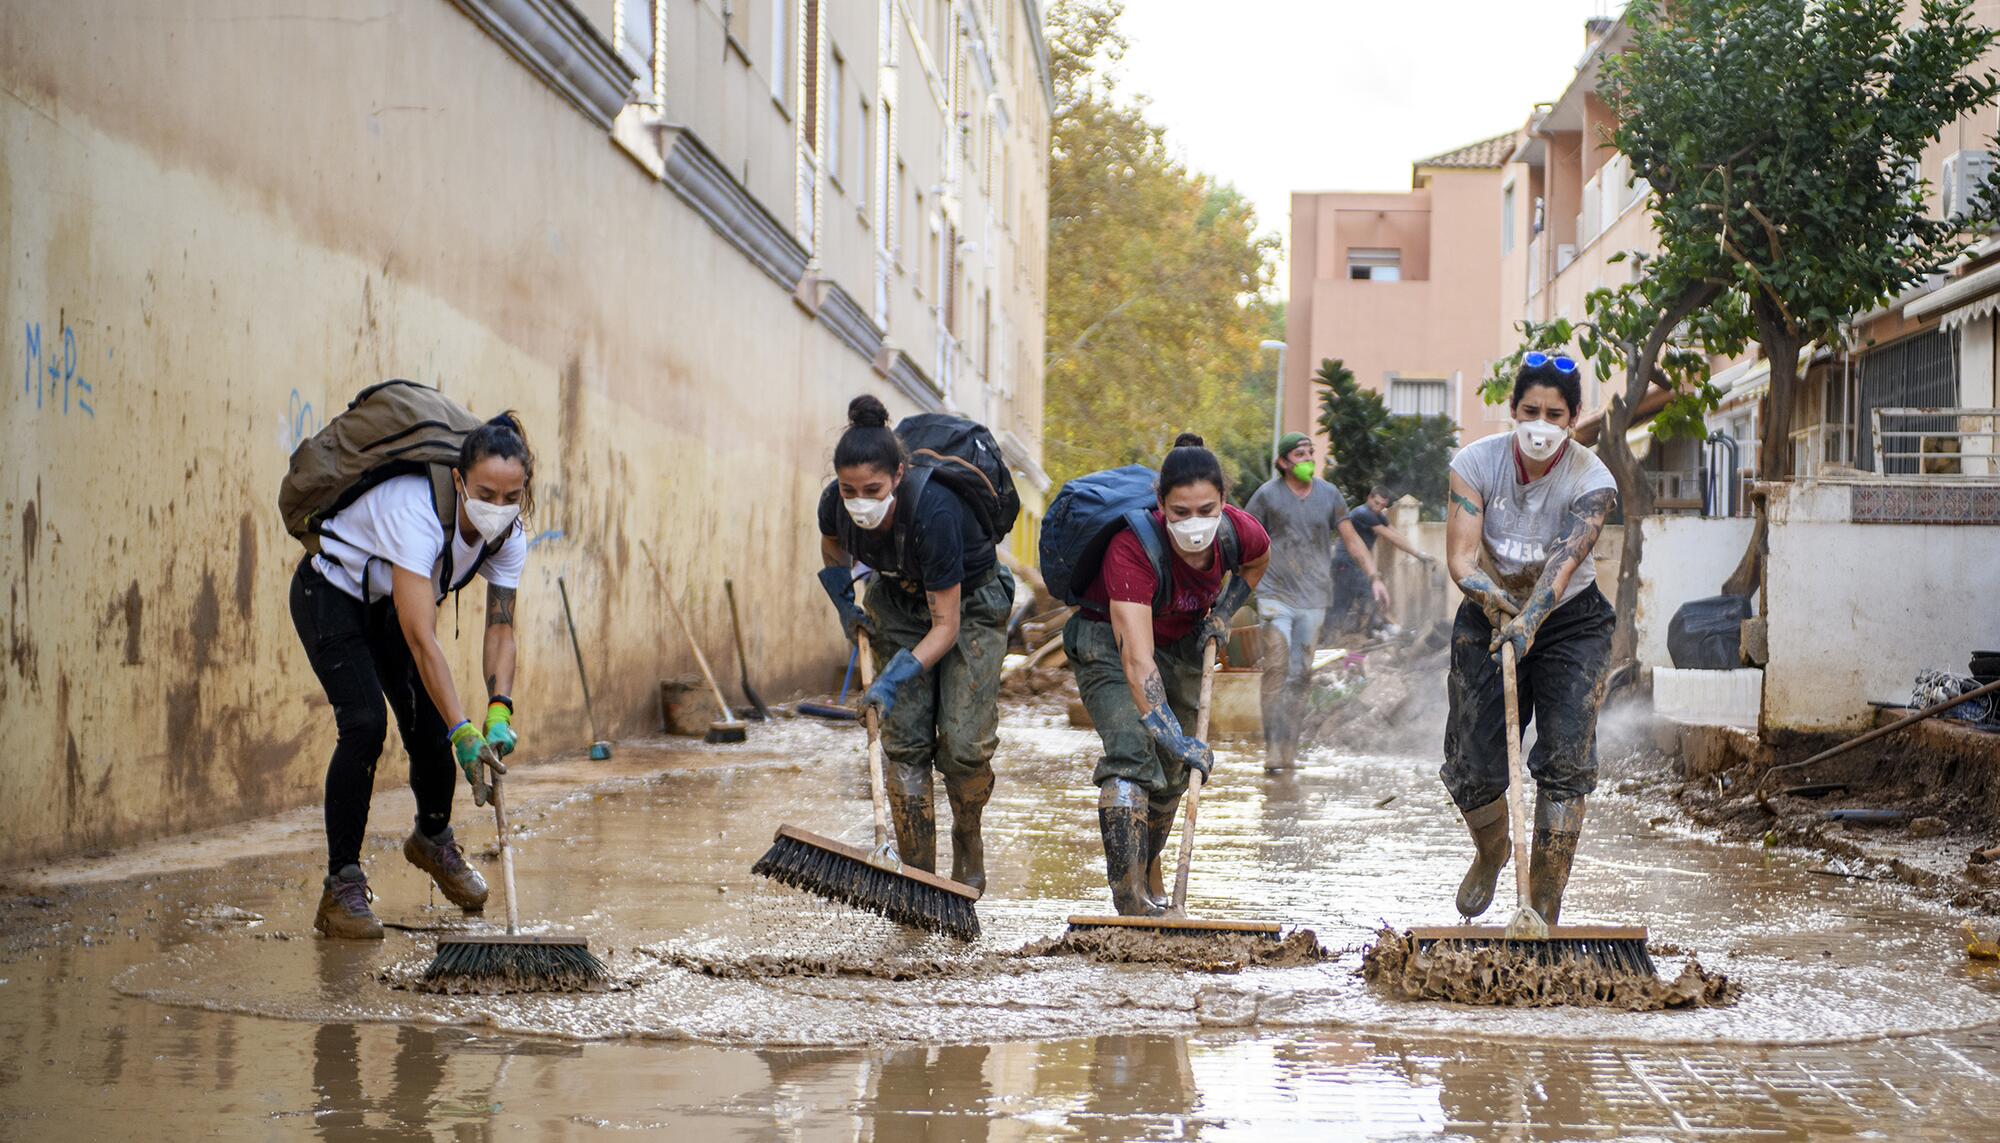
left=289, top=557, right=456, bottom=875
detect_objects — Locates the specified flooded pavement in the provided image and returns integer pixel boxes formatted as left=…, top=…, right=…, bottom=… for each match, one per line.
left=7, top=702, right=2000, bottom=1137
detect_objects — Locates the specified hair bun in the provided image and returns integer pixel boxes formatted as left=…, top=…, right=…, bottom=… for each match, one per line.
left=1172, top=432, right=1205, bottom=448
left=848, top=394, right=891, bottom=429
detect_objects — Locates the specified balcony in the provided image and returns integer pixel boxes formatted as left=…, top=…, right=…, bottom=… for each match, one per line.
left=1869, top=407, right=2000, bottom=480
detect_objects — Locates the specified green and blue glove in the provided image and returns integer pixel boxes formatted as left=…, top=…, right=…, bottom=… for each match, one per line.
left=450, top=719, right=498, bottom=806
left=483, top=697, right=517, bottom=758
left=861, top=649, right=924, bottom=719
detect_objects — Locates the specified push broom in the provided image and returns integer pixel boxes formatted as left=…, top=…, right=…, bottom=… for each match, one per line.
left=1408, top=642, right=1654, bottom=976
left=1067, top=641, right=1281, bottom=940
left=424, top=752, right=608, bottom=989
left=752, top=632, right=982, bottom=940
left=658, top=566, right=749, bottom=744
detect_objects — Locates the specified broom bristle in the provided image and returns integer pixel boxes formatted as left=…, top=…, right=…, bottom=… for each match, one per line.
left=1415, top=935, right=1657, bottom=977
left=753, top=830, right=980, bottom=941
left=1065, top=915, right=1282, bottom=940
left=422, top=938, right=609, bottom=990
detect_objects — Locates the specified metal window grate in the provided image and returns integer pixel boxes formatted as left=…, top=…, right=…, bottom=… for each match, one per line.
left=1858, top=328, right=1958, bottom=473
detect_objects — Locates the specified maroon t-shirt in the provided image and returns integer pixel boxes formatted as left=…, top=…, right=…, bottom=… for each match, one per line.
left=1080, top=505, right=1270, bottom=644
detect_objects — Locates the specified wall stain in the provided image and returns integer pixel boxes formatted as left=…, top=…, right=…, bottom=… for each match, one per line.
left=7, top=583, right=36, bottom=683
left=189, top=572, right=221, bottom=673
left=163, top=680, right=211, bottom=798
left=234, top=512, right=257, bottom=618
left=122, top=581, right=142, bottom=665
left=21, top=497, right=38, bottom=564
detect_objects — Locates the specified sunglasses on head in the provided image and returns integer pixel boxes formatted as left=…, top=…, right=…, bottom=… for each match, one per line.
left=1523, top=352, right=1579, bottom=374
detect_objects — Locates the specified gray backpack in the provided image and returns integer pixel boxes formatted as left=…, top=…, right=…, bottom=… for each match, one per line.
left=278, top=380, right=490, bottom=594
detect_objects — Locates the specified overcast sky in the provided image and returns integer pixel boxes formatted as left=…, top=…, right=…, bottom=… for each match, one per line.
left=1107, top=0, right=1621, bottom=284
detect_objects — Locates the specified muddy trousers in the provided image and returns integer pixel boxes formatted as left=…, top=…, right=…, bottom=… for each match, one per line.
left=1439, top=585, right=1615, bottom=812
left=1256, top=599, right=1323, bottom=768
left=290, top=559, right=456, bottom=876
left=864, top=569, right=1013, bottom=886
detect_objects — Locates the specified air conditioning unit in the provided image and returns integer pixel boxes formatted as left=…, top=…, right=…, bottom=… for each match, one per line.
left=1555, top=243, right=1578, bottom=272
left=1941, top=149, right=1996, bottom=221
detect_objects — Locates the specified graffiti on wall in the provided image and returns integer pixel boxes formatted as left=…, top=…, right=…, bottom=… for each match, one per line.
left=284, top=388, right=323, bottom=451
left=22, top=321, right=97, bottom=417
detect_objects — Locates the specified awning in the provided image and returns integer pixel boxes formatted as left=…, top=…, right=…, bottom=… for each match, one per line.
left=1623, top=421, right=1653, bottom=461
left=1904, top=260, right=2000, bottom=330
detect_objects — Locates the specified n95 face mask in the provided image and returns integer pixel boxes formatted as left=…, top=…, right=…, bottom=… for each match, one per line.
left=844, top=497, right=892, bottom=530
left=1514, top=418, right=1566, bottom=463
left=1167, top=514, right=1221, bottom=554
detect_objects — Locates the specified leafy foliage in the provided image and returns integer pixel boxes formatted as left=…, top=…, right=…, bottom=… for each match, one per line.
left=1313, top=358, right=1458, bottom=517
left=1042, top=0, right=1280, bottom=491
left=1603, top=0, right=2000, bottom=474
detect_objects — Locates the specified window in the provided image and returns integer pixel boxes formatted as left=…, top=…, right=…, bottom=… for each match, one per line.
left=613, top=0, right=661, bottom=102
left=1501, top=183, right=1517, bottom=255
left=1348, top=248, right=1401, bottom=281
left=769, top=0, right=789, bottom=105
left=827, top=49, right=844, bottom=188
left=858, top=94, right=872, bottom=217
left=1389, top=378, right=1448, bottom=417
left=801, top=0, right=820, bottom=147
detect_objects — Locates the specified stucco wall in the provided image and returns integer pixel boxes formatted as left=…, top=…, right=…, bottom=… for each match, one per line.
left=0, top=1, right=1028, bottom=864
left=1763, top=481, right=2000, bottom=733
left=1634, top=516, right=1757, bottom=671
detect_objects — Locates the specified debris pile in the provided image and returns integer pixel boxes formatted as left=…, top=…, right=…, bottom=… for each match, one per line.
left=1359, top=926, right=1737, bottom=1009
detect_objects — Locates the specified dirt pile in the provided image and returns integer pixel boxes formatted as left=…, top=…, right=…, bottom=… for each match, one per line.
left=650, top=946, right=992, bottom=982
left=1016, top=926, right=1329, bottom=973
left=1359, top=927, right=1737, bottom=1010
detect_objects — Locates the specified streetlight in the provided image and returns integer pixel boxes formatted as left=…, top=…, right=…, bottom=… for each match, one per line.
left=1260, top=339, right=1287, bottom=463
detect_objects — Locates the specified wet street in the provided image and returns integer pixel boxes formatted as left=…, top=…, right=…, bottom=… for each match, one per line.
left=6, top=703, right=2000, bottom=1138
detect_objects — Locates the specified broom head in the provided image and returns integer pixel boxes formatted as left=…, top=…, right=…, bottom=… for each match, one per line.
left=423, top=932, right=609, bottom=990
left=753, top=824, right=981, bottom=940
left=1065, top=913, right=1281, bottom=939
left=706, top=719, right=749, bottom=744
left=1408, top=922, right=1656, bottom=977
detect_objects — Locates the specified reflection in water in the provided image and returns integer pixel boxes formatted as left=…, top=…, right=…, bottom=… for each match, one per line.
left=1080, top=1035, right=1198, bottom=1142
left=869, top=1044, right=993, bottom=1142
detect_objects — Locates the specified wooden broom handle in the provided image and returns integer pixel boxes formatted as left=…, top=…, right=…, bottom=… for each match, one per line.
left=1169, top=641, right=1219, bottom=914
left=1502, top=643, right=1533, bottom=909
left=659, top=568, right=737, bottom=722
left=489, top=764, right=520, bottom=936
left=856, top=631, right=891, bottom=852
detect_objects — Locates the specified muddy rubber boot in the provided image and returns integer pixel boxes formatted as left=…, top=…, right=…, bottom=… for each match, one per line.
left=944, top=769, right=994, bottom=893
left=886, top=761, right=938, bottom=873
left=1528, top=793, right=1587, bottom=925
left=1454, top=797, right=1511, bottom=919
left=1142, top=793, right=1182, bottom=911
left=1098, top=779, right=1161, bottom=916
left=402, top=826, right=489, bottom=911
left=314, top=864, right=384, bottom=940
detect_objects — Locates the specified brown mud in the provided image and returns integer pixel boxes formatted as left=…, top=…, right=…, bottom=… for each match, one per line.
left=1019, top=926, right=1329, bottom=973
left=1360, top=927, right=1738, bottom=1010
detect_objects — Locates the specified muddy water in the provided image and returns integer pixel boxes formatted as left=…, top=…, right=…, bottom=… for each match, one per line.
left=6, top=704, right=2000, bottom=1137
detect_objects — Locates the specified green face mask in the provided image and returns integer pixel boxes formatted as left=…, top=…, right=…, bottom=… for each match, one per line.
left=1291, top=461, right=1316, bottom=482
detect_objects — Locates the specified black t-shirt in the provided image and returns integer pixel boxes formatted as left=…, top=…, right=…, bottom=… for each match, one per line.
left=1334, top=504, right=1389, bottom=567
left=818, top=475, right=996, bottom=592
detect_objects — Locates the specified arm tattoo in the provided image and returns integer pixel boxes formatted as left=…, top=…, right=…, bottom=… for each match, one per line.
left=1515, top=487, right=1618, bottom=638
left=485, top=585, right=516, bottom=628
left=1140, top=670, right=1168, bottom=709
left=485, top=673, right=498, bottom=695
left=1449, top=489, right=1481, bottom=518
left=926, top=591, right=951, bottom=627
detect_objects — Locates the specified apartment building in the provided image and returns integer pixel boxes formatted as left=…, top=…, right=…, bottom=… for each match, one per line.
left=1283, top=134, right=1516, bottom=452
left=0, top=0, right=1050, bottom=863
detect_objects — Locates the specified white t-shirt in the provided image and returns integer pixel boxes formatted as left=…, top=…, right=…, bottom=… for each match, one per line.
left=312, top=473, right=526, bottom=602
left=1449, top=432, right=1616, bottom=604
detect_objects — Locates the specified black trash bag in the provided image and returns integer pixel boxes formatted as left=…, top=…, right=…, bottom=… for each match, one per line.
left=1668, top=595, right=1753, bottom=670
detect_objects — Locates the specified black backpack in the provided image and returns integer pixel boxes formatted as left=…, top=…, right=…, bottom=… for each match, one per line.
left=895, top=413, right=1020, bottom=543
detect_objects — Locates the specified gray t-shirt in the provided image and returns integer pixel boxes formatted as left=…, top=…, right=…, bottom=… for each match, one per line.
left=1449, top=432, right=1616, bottom=604
left=1244, top=477, right=1349, bottom=608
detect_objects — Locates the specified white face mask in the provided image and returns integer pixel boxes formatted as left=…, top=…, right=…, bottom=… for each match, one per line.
left=1514, top=418, right=1567, bottom=463
left=463, top=496, right=521, bottom=545
left=844, top=496, right=893, bottom=530
left=1167, top=514, right=1222, bottom=554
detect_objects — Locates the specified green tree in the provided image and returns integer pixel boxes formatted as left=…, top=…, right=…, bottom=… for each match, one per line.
left=1043, top=0, right=1279, bottom=489
left=1381, top=413, right=1460, bottom=521
left=1312, top=359, right=1392, bottom=503
left=1607, top=0, right=1997, bottom=482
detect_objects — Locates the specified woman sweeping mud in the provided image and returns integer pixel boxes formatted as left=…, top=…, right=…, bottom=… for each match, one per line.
left=1443, top=354, right=1617, bottom=925
left=1065, top=435, right=1270, bottom=915
left=288, top=413, right=534, bottom=939
left=816, top=395, right=1015, bottom=891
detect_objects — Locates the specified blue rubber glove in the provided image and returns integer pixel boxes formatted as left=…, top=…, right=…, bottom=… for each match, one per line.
left=816, top=567, right=874, bottom=643
left=861, top=649, right=925, bottom=720
left=1493, top=614, right=1532, bottom=665
left=1201, top=574, right=1254, bottom=651
left=1139, top=702, right=1214, bottom=779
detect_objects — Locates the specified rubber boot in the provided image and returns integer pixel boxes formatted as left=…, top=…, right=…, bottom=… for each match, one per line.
left=1528, top=793, right=1587, bottom=925
left=1454, top=797, right=1510, bottom=919
left=1098, top=778, right=1161, bottom=916
left=1142, top=793, right=1182, bottom=911
left=314, top=864, right=384, bottom=940
left=944, top=768, right=994, bottom=893
left=886, top=760, right=937, bottom=873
